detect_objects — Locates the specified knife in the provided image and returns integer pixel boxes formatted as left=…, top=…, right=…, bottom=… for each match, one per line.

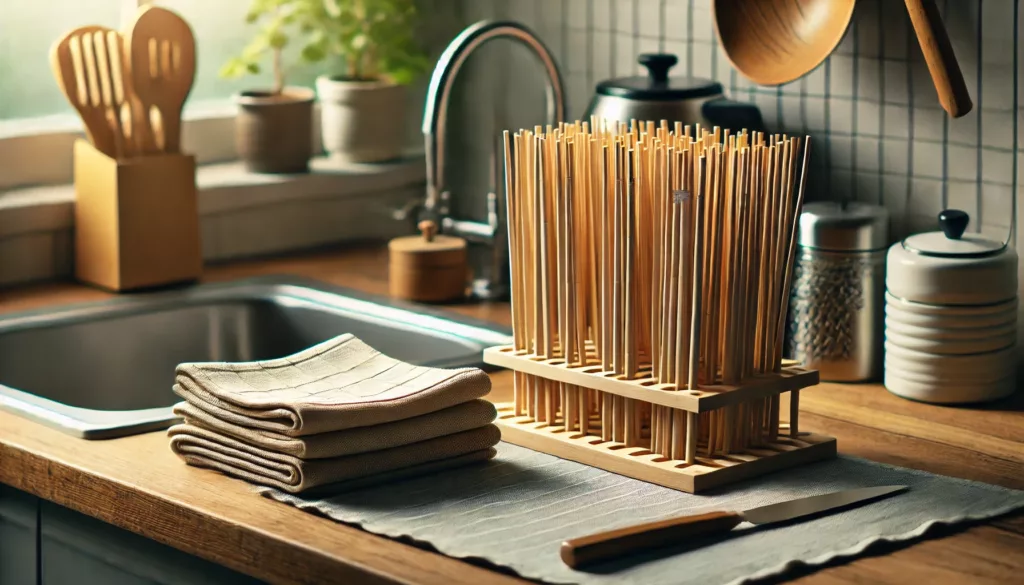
left=560, top=485, right=908, bottom=568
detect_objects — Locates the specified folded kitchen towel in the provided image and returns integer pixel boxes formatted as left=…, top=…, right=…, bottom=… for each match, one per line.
left=171, top=398, right=497, bottom=459
left=173, top=333, right=492, bottom=436
left=168, top=422, right=501, bottom=493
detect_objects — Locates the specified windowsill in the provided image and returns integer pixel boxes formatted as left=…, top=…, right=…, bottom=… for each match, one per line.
left=0, top=154, right=427, bottom=287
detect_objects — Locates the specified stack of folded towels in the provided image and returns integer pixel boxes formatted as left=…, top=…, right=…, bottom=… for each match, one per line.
left=167, top=333, right=500, bottom=493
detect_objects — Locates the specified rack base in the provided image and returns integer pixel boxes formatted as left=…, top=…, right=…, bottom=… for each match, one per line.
left=494, top=403, right=837, bottom=493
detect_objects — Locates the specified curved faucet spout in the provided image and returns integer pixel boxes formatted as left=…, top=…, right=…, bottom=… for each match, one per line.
left=422, top=20, right=566, bottom=214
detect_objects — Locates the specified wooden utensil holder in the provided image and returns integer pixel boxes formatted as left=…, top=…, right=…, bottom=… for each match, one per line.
left=73, top=139, right=202, bottom=291
left=484, top=347, right=835, bottom=493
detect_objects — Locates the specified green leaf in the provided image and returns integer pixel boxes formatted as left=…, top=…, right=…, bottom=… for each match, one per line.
left=300, top=42, right=327, bottom=63
left=246, top=62, right=261, bottom=74
left=269, top=30, right=289, bottom=49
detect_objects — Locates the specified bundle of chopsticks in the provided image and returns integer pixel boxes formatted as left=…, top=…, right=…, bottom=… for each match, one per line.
left=501, top=120, right=811, bottom=398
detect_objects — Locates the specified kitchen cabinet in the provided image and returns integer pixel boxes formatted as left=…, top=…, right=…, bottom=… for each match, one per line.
left=1, top=484, right=264, bottom=585
left=40, top=500, right=265, bottom=585
left=0, top=484, right=38, bottom=585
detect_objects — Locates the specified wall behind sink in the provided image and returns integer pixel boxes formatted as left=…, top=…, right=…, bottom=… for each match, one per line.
left=439, top=0, right=1024, bottom=361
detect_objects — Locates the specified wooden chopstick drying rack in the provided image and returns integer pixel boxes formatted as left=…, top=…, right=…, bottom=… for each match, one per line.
left=483, top=119, right=836, bottom=493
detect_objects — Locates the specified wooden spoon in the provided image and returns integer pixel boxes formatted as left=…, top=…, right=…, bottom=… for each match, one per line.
left=712, top=0, right=856, bottom=87
left=712, top=0, right=971, bottom=118
left=51, top=26, right=119, bottom=157
left=903, top=0, right=972, bottom=118
left=126, top=5, right=196, bottom=153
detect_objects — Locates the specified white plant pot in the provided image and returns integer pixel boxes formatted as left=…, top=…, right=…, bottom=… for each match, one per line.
left=316, top=75, right=407, bottom=163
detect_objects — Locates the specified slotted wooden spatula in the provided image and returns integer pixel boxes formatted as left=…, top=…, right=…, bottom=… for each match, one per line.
left=126, top=5, right=196, bottom=154
left=51, top=26, right=119, bottom=157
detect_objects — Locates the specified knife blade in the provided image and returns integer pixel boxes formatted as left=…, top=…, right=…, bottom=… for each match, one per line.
left=560, top=485, right=908, bottom=569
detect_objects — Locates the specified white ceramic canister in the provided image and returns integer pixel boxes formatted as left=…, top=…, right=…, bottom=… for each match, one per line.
left=884, top=209, right=1018, bottom=404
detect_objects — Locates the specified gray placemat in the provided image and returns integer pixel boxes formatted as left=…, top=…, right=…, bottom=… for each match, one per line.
left=259, top=442, right=1024, bottom=585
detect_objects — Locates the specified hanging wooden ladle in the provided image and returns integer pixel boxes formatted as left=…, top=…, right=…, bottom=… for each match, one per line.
left=713, top=0, right=972, bottom=118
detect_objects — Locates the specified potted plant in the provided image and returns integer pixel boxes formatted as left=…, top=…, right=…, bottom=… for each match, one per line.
left=296, top=0, right=430, bottom=163
left=221, top=0, right=315, bottom=174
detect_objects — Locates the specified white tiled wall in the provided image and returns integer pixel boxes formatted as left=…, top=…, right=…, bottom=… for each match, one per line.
left=436, top=0, right=1020, bottom=247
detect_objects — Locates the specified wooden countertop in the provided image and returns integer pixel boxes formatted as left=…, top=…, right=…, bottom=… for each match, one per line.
left=1, top=244, right=1022, bottom=585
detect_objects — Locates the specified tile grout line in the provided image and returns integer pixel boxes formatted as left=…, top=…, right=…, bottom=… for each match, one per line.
left=878, top=0, right=886, bottom=207
left=975, top=0, right=984, bottom=230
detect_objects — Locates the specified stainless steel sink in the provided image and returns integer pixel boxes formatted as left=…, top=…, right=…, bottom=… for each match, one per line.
left=0, top=276, right=512, bottom=439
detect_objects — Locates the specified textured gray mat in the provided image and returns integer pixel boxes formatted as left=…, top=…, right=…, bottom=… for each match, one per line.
left=259, top=442, right=1024, bottom=585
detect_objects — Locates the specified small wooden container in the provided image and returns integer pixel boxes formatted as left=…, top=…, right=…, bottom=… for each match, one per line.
left=73, top=139, right=202, bottom=292
left=388, top=220, right=467, bottom=302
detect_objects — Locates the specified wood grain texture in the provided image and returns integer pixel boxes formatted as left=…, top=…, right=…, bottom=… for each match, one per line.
left=0, top=245, right=1021, bottom=584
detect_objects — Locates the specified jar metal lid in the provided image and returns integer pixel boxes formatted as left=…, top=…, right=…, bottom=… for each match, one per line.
left=797, top=201, right=890, bottom=252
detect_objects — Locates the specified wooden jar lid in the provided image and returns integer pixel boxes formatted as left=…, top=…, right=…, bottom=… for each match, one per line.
left=388, top=220, right=467, bottom=302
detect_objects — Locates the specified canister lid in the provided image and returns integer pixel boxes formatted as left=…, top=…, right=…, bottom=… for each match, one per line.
left=886, top=210, right=1018, bottom=306
left=901, top=209, right=1004, bottom=258
left=797, top=201, right=890, bottom=251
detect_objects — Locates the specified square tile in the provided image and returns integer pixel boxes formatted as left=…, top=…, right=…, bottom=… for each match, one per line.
left=947, top=144, right=979, bottom=182
left=508, top=0, right=538, bottom=27
left=540, top=0, right=564, bottom=24
left=638, top=0, right=661, bottom=39
left=913, top=107, right=946, bottom=141
left=981, top=64, right=1015, bottom=111
left=592, top=0, right=612, bottom=30
left=857, top=57, right=882, bottom=101
left=804, top=97, right=827, bottom=132
left=782, top=97, right=802, bottom=133
left=883, top=60, right=909, bottom=104
left=855, top=2, right=882, bottom=57
left=882, top=105, right=911, bottom=138
left=910, top=62, right=942, bottom=108
left=615, top=33, right=637, bottom=75
left=690, top=41, right=714, bottom=78
left=590, top=31, right=613, bottom=81
left=912, top=140, right=944, bottom=178
left=881, top=176, right=910, bottom=235
left=853, top=172, right=880, bottom=203
left=755, top=93, right=779, bottom=131
left=804, top=62, right=827, bottom=95
left=691, top=5, right=714, bottom=42
left=879, top=11, right=908, bottom=60
left=947, top=109, right=980, bottom=146
left=715, top=50, right=734, bottom=85
left=614, top=0, right=634, bottom=33
left=946, top=181, right=980, bottom=221
left=829, top=98, right=855, bottom=133
left=664, top=0, right=690, bottom=41
left=981, top=0, right=1015, bottom=40
left=830, top=136, right=854, bottom=169
left=981, top=183, right=1014, bottom=231
left=567, top=0, right=588, bottom=28
left=909, top=178, right=944, bottom=215
left=831, top=169, right=854, bottom=203
left=882, top=139, right=911, bottom=175
left=566, top=30, right=590, bottom=74
left=829, top=55, right=856, bottom=98
left=857, top=101, right=882, bottom=136
left=981, top=148, right=1014, bottom=184
left=856, top=138, right=881, bottom=172
left=981, top=111, right=1015, bottom=149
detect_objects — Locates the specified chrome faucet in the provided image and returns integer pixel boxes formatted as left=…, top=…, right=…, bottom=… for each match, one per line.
left=418, top=20, right=566, bottom=300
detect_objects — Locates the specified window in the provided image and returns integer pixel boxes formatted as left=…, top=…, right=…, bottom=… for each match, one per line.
left=0, top=1, right=122, bottom=121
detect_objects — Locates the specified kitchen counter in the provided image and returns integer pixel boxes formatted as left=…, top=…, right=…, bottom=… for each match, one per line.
left=1, top=244, right=1022, bottom=585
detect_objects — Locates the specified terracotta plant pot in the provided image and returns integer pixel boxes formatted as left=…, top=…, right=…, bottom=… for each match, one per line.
left=235, top=86, right=315, bottom=174
left=316, top=75, right=406, bottom=163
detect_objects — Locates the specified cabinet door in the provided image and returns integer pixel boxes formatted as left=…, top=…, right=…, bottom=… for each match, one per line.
left=40, top=500, right=264, bottom=585
left=0, top=484, right=39, bottom=585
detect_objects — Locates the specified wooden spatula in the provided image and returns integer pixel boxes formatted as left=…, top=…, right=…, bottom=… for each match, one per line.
left=51, top=26, right=119, bottom=157
left=126, top=5, right=196, bottom=154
